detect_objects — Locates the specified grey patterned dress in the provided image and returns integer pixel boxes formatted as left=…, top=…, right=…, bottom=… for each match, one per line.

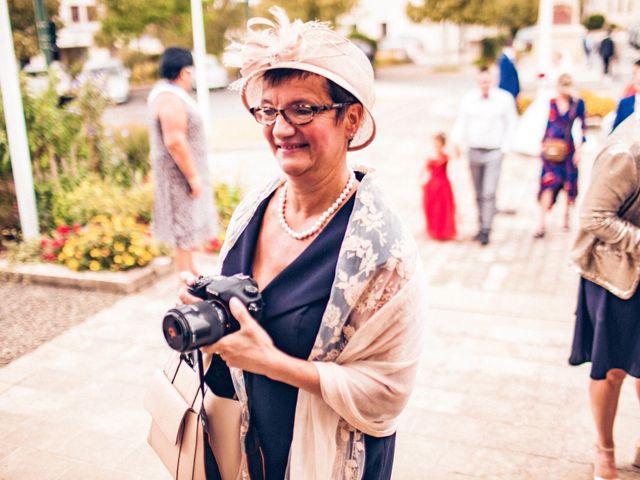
left=148, top=82, right=217, bottom=249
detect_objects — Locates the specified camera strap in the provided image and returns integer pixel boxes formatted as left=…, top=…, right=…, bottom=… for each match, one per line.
left=195, top=350, right=209, bottom=431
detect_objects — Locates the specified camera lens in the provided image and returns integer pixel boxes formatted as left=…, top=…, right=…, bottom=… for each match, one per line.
left=162, top=301, right=228, bottom=352
left=162, top=308, right=191, bottom=352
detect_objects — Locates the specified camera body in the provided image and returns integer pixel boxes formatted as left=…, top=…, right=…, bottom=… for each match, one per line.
left=162, top=274, right=264, bottom=353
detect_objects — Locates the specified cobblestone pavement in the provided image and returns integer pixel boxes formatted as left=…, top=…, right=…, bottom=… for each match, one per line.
left=1, top=65, right=639, bottom=479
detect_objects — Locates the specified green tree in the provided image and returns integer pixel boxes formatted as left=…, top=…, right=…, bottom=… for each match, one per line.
left=484, top=0, right=538, bottom=37
left=97, top=0, right=244, bottom=56
left=253, top=0, right=359, bottom=25
left=407, top=0, right=537, bottom=35
left=7, top=0, right=60, bottom=63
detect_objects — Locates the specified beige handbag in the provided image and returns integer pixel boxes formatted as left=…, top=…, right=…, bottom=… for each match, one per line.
left=143, top=352, right=242, bottom=480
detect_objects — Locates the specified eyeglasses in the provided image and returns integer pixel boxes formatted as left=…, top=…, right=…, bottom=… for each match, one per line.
left=249, top=103, right=353, bottom=126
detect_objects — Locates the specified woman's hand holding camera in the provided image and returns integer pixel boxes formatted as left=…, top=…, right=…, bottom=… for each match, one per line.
left=177, top=271, right=278, bottom=375
left=201, top=298, right=277, bottom=376
left=177, top=271, right=201, bottom=305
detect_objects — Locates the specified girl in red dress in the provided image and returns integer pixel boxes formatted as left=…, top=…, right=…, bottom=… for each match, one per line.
left=422, top=132, right=457, bottom=240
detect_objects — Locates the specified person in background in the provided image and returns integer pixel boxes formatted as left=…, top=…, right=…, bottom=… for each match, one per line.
left=598, top=28, right=616, bottom=78
left=451, top=67, right=518, bottom=246
left=421, top=132, right=456, bottom=241
left=570, top=110, right=640, bottom=480
left=611, top=59, right=640, bottom=132
left=498, top=40, right=520, bottom=101
left=148, top=47, right=217, bottom=274
left=535, top=73, right=585, bottom=238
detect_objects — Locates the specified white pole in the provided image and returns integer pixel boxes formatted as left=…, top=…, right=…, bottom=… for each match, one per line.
left=537, top=0, right=553, bottom=75
left=190, top=0, right=213, bottom=145
left=0, top=0, right=39, bottom=239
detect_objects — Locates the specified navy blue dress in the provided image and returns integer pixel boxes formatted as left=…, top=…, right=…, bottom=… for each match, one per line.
left=569, top=278, right=640, bottom=380
left=218, top=185, right=396, bottom=480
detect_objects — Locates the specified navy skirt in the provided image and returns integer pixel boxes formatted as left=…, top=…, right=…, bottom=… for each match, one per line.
left=569, top=277, right=640, bottom=380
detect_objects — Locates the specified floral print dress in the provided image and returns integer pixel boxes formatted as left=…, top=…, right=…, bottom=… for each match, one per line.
left=539, top=97, right=586, bottom=204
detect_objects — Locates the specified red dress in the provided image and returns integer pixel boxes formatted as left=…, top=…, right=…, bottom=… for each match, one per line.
left=422, top=153, right=456, bottom=240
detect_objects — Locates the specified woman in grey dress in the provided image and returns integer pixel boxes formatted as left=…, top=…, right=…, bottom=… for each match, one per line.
left=148, top=47, right=217, bottom=274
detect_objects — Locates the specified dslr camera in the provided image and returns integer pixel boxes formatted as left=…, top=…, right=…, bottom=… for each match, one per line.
left=162, top=274, right=264, bottom=353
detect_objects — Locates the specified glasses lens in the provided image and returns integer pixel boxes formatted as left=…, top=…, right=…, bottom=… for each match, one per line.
left=286, top=105, right=315, bottom=125
left=254, top=107, right=277, bottom=125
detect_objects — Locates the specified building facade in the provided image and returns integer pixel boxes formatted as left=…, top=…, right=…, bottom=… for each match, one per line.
left=583, top=0, right=640, bottom=27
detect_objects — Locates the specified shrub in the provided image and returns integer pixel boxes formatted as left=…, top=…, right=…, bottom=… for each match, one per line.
left=6, top=238, right=41, bottom=263
left=214, top=182, right=242, bottom=233
left=584, top=14, right=605, bottom=31
left=200, top=182, right=243, bottom=255
left=580, top=90, right=616, bottom=117
left=108, top=124, right=151, bottom=187
left=57, top=215, right=161, bottom=271
left=122, top=50, right=160, bottom=86
left=52, top=176, right=153, bottom=227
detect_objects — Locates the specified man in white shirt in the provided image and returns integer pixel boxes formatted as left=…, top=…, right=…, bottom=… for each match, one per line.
left=451, top=67, right=518, bottom=245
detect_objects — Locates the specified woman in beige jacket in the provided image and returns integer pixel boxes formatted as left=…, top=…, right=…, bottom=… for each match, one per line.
left=570, top=115, right=640, bottom=480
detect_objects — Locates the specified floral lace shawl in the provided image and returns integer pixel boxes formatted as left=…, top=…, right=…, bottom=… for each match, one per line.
left=216, top=166, right=426, bottom=480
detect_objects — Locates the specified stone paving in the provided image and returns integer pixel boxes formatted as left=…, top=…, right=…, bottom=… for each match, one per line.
left=1, top=66, right=640, bottom=479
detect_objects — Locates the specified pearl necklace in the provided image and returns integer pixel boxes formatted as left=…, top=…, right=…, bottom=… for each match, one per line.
left=278, top=172, right=356, bottom=241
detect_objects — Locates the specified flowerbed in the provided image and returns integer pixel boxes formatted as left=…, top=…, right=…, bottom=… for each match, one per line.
left=10, top=215, right=163, bottom=272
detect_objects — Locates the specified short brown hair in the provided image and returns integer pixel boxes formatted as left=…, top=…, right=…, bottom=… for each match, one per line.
left=434, top=132, right=447, bottom=145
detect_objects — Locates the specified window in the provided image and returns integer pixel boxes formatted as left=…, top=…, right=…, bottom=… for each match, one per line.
left=87, top=5, right=98, bottom=21
left=71, top=5, right=80, bottom=22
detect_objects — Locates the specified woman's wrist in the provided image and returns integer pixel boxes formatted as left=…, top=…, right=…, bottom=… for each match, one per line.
left=265, top=349, right=321, bottom=395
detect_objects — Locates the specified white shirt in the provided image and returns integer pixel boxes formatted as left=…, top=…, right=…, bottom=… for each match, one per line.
left=450, top=87, right=518, bottom=152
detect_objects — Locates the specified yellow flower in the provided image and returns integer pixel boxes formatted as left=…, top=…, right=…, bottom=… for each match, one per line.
left=123, top=254, right=135, bottom=266
left=114, top=242, right=125, bottom=253
left=75, top=251, right=83, bottom=259
left=90, top=248, right=100, bottom=258
left=137, top=258, right=147, bottom=266
left=67, top=259, right=80, bottom=271
left=62, top=245, right=74, bottom=257
left=89, top=260, right=101, bottom=271
left=57, top=252, right=66, bottom=261
left=113, top=255, right=122, bottom=264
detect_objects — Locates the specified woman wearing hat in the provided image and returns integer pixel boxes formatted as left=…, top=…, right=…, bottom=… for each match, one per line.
left=178, top=8, right=425, bottom=480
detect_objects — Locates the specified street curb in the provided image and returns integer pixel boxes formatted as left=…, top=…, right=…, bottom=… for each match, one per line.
left=0, top=256, right=174, bottom=294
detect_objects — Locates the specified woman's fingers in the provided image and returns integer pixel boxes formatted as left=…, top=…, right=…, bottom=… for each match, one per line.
left=229, top=297, right=255, bottom=328
left=179, top=270, right=197, bottom=286
left=177, top=271, right=201, bottom=305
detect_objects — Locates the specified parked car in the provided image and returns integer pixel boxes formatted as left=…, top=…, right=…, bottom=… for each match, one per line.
left=80, top=58, right=131, bottom=104
left=191, top=54, right=229, bottom=90
left=23, top=58, right=72, bottom=97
